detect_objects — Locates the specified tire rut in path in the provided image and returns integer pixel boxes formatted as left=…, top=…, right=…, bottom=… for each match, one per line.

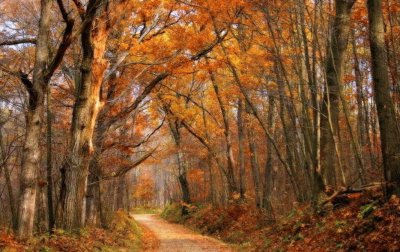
left=133, top=214, right=234, bottom=252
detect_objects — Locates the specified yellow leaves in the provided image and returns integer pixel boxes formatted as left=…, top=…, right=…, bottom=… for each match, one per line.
left=229, top=53, right=242, bottom=69
left=170, top=98, right=198, bottom=121
left=119, top=42, right=130, bottom=51
left=266, top=80, right=278, bottom=91
left=232, top=192, right=241, bottom=200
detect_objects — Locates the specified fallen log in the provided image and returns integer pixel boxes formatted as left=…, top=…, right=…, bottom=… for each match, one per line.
left=321, top=182, right=385, bottom=207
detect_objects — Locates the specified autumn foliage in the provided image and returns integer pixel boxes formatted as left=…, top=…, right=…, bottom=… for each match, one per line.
left=0, top=0, right=400, bottom=249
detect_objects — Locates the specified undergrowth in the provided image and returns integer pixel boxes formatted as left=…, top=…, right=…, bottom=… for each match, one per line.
left=132, top=206, right=161, bottom=215
left=0, top=210, right=143, bottom=252
left=161, top=194, right=400, bottom=251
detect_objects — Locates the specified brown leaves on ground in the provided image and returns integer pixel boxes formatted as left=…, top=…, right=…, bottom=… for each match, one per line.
left=140, top=222, right=160, bottom=251
left=163, top=194, right=400, bottom=251
left=0, top=232, right=25, bottom=251
left=185, top=202, right=267, bottom=244
left=0, top=211, right=142, bottom=252
left=42, top=228, right=118, bottom=252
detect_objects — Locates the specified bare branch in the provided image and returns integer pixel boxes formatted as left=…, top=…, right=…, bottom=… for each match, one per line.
left=132, top=116, right=165, bottom=148
left=190, top=30, right=228, bottom=60
left=18, top=71, right=33, bottom=90
left=96, top=148, right=157, bottom=182
left=56, top=0, right=70, bottom=22
left=44, top=0, right=75, bottom=82
left=71, top=0, right=85, bottom=20
left=102, top=116, right=165, bottom=152
left=106, top=72, right=169, bottom=128
left=0, top=38, right=36, bottom=47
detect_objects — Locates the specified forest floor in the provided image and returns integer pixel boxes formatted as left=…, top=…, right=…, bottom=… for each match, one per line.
left=133, top=214, right=233, bottom=252
left=161, top=193, right=400, bottom=251
left=0, top=211, right=146, bottom=252
left=2, top=193, right=399, bottom=251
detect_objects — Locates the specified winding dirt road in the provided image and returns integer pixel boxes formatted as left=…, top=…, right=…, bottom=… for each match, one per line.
left=133, top=214, right=234, bottom=252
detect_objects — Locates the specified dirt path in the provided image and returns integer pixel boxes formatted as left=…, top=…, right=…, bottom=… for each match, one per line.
left=133, top=214, right=234, bottom=252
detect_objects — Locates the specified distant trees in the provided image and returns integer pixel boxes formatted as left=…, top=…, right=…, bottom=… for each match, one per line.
left=133, top=174, right=156, bottom=207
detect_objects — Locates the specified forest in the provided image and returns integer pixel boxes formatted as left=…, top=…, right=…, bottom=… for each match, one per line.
left=0, top=0, right=400, bottom=251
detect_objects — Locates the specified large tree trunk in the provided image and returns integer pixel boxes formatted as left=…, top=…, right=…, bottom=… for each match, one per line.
left=12, top=0, right=74, bottom=238
left=319, top=0, right=355, bottom=190
left=84, top=68, right=121, bottom=227
left=115, top=175, right=126, bottom=210
left=85, top=112, right=108, bottom=227
left=63, top=0, right=109, bottom=230
left=16, top=0, right=51, bottom=239
left=17, top=62, right=46, bottom=240
left=367, top=0, right=400, bottom=195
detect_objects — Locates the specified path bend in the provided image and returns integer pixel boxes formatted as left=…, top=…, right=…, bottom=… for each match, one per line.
left=133, top=214, right=234, bottom=252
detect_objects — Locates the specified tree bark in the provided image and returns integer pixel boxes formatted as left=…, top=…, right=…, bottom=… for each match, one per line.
left=245, top=103, right=262, bottom=207
left=210, top=71, right=237, bottom=195
left=367, top=0, right=400, bottom=195
left=201, top=93, right=215, bottom=203
left=16, top=0, right=51, bottom=239
left=46, top=86, right=55, bottom=233
left=14, top=0, right=74, bottom=238
left=167, top=117, right=191, bottom=205
left=262, top=96, right=275, bottom=214
left=320, top=0, right=355, bottom=190
left=63, top=0, right=109, bottom=230
left=237, top=99, right=246, bottom=199
left=0, top=125, right=18, bottom=232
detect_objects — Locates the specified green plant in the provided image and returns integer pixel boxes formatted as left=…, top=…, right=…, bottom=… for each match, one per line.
left=358, top=201, right=378, bottom=219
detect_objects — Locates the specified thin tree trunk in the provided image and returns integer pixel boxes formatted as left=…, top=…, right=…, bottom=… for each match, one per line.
left=352, top=31, right=367, bottom=148
left=245, top=103, right=261, bottom=207
left=166, top=113, right=191, bottom=208
left=209, top=71, right=237, bottom=194
left=220, top=44, right=299, bottom=203
left=262, top=96, right=275, bottom=215
left=0, top=127, right=17, bottom=231
left=46, top=86, right=55, bottom=233
left=201, top=93, right=215, bottom=203
left=237, top=99, right=246, bottom=199
left=274, top=63, right=303, bottom=201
